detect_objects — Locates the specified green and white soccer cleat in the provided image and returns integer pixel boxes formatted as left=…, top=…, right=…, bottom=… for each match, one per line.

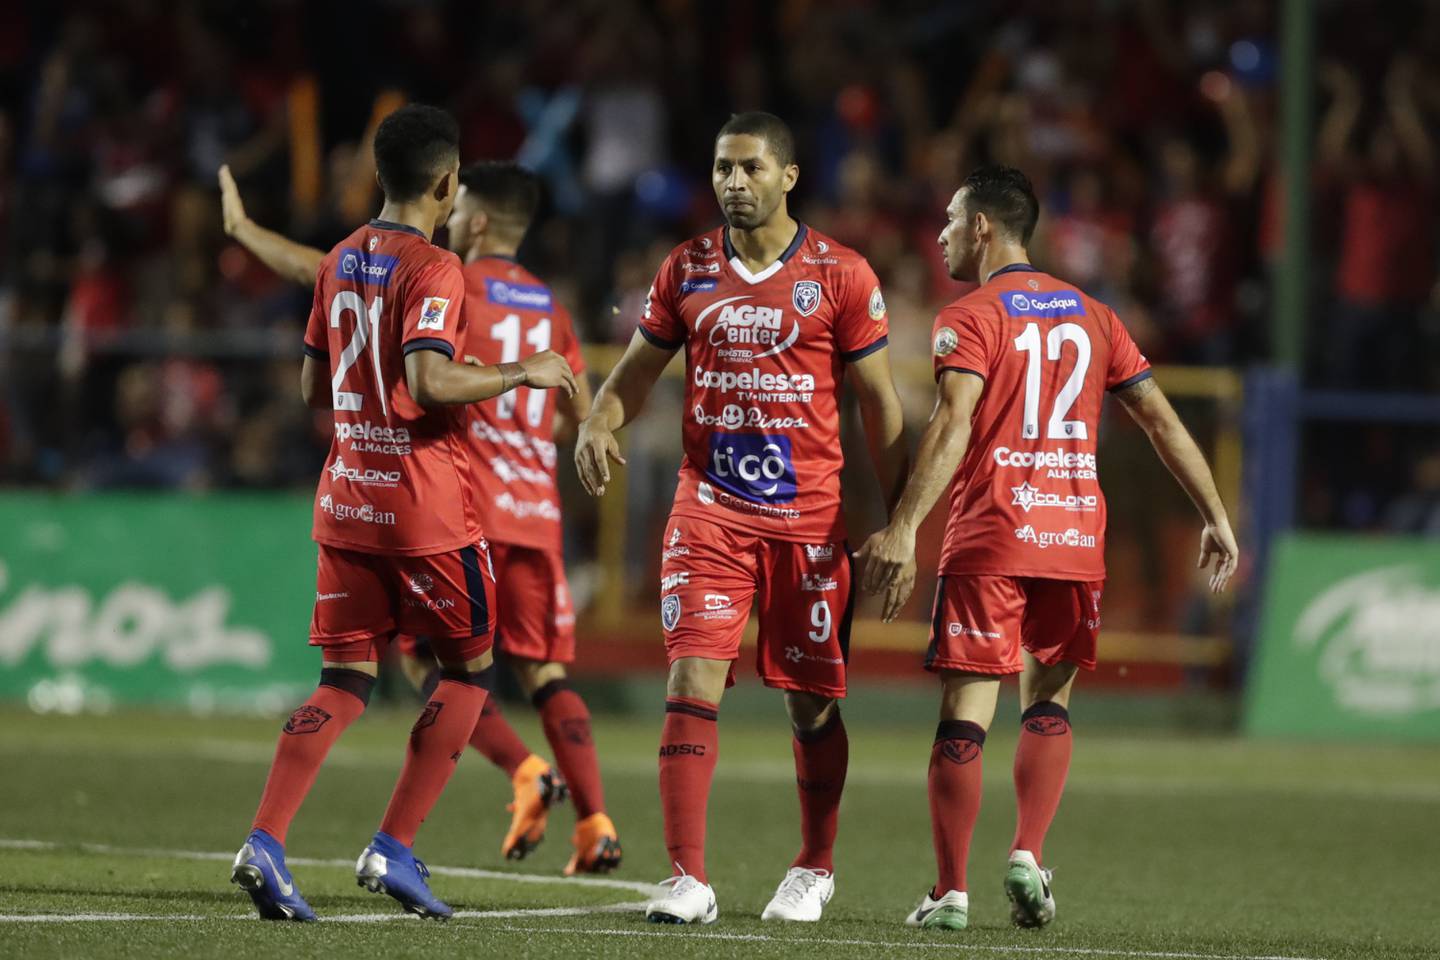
left=1004, top=849, right=1056, bottom=928
left=904, top=888, right=968, bottom=930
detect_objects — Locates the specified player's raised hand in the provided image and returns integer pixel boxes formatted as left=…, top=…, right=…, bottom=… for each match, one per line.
left=520, top=350, right=578, bottom=398
left=574, top=418, right=626, bottom=498
left=855, top=524, right=918, bottom=621
left=1198, top=520, right=1239, bottom=594
left=218, top=164, right=248, bottom=237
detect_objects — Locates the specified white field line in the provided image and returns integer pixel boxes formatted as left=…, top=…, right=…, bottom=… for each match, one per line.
left=0, top=837, right=661, bottom=895
left=493, top=925, right=1329, bottom=960
left=15, top=738, right=1439, bottom=803
left=0, top=903, right=650, bottom=924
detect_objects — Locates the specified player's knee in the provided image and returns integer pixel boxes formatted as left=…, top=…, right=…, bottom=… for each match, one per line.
left=784, top=691, right=836, bottom=734
left=512, top=658, right=566, bottom=698
left=666, top=657, right=728, bottom=703
left=318, top=667, right=377, bottom=708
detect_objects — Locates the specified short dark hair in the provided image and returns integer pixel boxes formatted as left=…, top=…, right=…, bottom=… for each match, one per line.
left=373, top=104, right=460, bottom=202
left=961, top=165, right=1040, bottom=245
left=457, top=161, right=542, bottom=226
left=716, top=111, right=796, bottom=167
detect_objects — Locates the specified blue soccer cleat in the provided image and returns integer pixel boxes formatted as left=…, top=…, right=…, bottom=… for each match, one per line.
left=355, top=831, right=452, bottom=919
left=231, top=829, right=317, bottom=921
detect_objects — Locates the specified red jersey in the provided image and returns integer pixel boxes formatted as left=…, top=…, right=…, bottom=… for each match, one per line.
left=304, top=219, right=482, bottom=556
left=640, top=224, right=889, bottom=543
left=458, top=256, right=586, bottom=553
left=932, top=264, right=1150, bottom=580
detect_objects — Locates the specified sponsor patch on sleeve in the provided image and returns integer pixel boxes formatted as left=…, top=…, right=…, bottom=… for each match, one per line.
left=933, top=327, right=959, bottom=357
left=417, top=297, right=450, bottom=331
left=868, top=286, right=887, bottom=321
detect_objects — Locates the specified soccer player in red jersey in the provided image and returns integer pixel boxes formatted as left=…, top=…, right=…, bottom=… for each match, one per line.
left=219, top=162, right=621, bottom=874
left=575, top=112, right=909, bottom=924
left=859, top=166, right=1239, bottom=931
left=229, top=105, right=577, bottom=922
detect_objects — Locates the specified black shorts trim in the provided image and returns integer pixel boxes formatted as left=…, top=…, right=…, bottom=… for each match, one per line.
left=459, top=544, right=490, bottom=637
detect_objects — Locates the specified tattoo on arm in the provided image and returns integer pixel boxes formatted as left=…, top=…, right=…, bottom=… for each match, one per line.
left=1113, top=376, right=1158, bottom=408
left=499, top=362, right=528, bottom=392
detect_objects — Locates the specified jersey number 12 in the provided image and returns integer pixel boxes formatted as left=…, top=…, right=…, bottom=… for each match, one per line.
left=1013, top=322, right=1091, bottom=440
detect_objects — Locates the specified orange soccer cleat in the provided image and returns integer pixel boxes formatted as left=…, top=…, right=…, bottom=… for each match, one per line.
left=563, top=812, right=623, bottom=876
left=500, top=754, right=568, bottom=861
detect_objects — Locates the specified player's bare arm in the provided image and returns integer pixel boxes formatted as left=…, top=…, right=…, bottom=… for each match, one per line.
left=574, top=330, right=676, bottom=497
left=405, top=347, right=576, bottom=408
left=300, top=355, right=332, bottom=410
left=1113, top=376, right=1239, bottom=593
left=847, top=346, right=910, bottom=513
left=553, top=369, right=594, bottom=446
left=218, top=164, right=325, bottom=286
left=857, top=370, right=985, bottom=621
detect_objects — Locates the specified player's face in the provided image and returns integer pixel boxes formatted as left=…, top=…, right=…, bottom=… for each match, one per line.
left=713, top=134, right=795, bottom=231
left=432, top=158, right=462, bottom=230
left=444, top=185, right=478, bottom=254
left=938, top=188, right=981, bottom=282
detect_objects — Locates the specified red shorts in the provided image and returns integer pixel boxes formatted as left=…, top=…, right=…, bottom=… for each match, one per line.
left=311, top=541, right=497, bottom=663
left=659, top=515, right=853, bottom=698
left=394, top=543, right=575, bottom=664
left=924, top=574, right=1104, bottom=675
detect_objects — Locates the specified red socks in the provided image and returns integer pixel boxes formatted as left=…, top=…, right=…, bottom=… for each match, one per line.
left=658, top=697, right=719, bottom=882
left=379, top=672, right=488, bottom=847
left=928, top=719, right=986, bottom=894
left=791, top=710, right=848, bottom=873
left=534, top=681, right=606, bottom=818
left=1011, top=702, right=1073, bottom=863
left=468, top=695, right=532, bottom=777
left=252, top=668, right=374, bottom=844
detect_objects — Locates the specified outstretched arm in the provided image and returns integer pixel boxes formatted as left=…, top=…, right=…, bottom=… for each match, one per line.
left=1113, top=377, right=1239, bottom=593
left=856, top=371, right=985, bottom=620
left=219, top=164, right=325, bottom=285
left=574, top=330, right=678, bottom=496
left=405, top=348, right=576, bottom=408
left=847, top=346, right=910, bottom=514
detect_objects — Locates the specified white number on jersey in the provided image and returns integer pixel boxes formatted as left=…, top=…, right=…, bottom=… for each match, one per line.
left=329, top=292, right=386, bottom=415
left=491, top=313, right=553, bottom=426
left=1013, top=321, right=1091, bottom=440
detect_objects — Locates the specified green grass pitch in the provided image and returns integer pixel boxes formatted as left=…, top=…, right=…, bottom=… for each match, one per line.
left=1, top=700, right=1437, bottom=959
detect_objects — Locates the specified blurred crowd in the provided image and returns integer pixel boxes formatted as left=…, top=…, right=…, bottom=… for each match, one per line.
left=0, top=0, right=1438, bottom=534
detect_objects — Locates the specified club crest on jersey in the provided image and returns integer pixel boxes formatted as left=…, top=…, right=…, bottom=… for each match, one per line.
left=661, top=594, right=682, bottom=631
left=418, top=297, right=450, bottom=331
left=934, top=327, right=959, bottom=357
left=792, top=280, right=822, bottom=317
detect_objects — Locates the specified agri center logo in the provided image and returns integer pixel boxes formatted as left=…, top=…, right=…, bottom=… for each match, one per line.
left=693, top=295, right=799, bottom=360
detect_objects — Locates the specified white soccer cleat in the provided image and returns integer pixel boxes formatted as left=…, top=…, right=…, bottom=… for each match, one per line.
left=644, top=870, right=718, bottom=925
left=905, top=888, right=968, bottom=929
left=761, top=866, right=834, bottom=921
left=1004, top=849, right=1056, bottom=928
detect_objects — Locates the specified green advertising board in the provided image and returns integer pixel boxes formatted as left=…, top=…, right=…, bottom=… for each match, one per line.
left=1246, top=533, right=1440, bottom=741
left=0, top=494, right=319, bottom=710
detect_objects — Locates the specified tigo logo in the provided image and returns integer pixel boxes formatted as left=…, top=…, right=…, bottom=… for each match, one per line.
left=706, top=433, right=797, bottom=503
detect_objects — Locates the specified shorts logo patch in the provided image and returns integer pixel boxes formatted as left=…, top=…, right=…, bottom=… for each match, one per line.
left=417, top=297, right=450, bottom=331
left=1024, top=716, right=1071, bottom=736
left=792, top=280, right=822, bottom=317
left=934, top=327, right=959, bottom=357
left=409, top=573, right=434, bottom=593
left=283, top=705, right=332, bottom=735
left=661, top=594, right=682, bottom=631
left=412, top=700, right=444, bottom=734
left=940, top=739, right=982, bottom=765
left=785, top=645, right=804, bottom=663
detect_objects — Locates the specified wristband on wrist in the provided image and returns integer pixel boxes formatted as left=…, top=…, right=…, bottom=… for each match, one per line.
left=498, top=362, right=527, bottom=392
